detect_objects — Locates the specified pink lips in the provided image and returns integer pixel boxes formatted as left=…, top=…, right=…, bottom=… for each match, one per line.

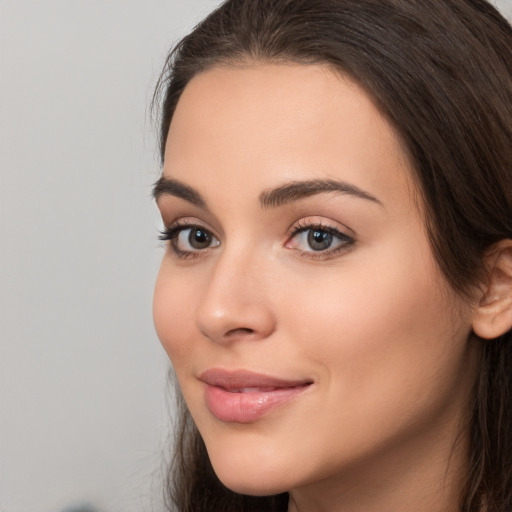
left=200, top=369, right=312, bottom=423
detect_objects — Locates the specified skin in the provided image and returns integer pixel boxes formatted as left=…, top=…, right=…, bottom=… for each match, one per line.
left=153, top=63, right=481, bottom=512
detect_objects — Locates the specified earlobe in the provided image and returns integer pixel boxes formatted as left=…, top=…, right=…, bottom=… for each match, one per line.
left=472, top=240, right=512, bottom=340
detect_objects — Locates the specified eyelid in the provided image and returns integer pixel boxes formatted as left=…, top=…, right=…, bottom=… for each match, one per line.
left=161, top=216, right=219, bottom=236
left=159, top=218, right=220, bottom=259
left=285, top=217, right=356, bottom=259
left=286, top=216, right=355, bottom=238
left=158, top=203, right=221, bottom=236
left=160, top=217, right=192, bottom=232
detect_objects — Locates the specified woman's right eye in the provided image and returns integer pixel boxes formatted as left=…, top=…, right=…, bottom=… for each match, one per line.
left=160, top=224, right=220, bottom=258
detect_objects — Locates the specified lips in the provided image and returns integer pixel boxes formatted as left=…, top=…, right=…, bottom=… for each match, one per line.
left=199, top=369, right=313, bottom=423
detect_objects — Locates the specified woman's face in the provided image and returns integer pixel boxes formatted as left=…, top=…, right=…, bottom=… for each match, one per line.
left=154, top=64, right=478, bottom=504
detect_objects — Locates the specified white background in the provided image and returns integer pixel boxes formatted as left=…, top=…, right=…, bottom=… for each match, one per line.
left=1, top=1, right=511, bottom=512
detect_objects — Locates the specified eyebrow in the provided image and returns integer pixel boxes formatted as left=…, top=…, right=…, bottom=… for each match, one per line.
left=152, top=176, right=206, bottom=208
left=152, top=176, right=382, bottom=209
left=259, top=179, right=383, bottom=208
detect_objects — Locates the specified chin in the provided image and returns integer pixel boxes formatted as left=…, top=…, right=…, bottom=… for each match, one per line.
left=207, top=447, right=294, bottom=497
left=215, top=472, right=288, bottom=497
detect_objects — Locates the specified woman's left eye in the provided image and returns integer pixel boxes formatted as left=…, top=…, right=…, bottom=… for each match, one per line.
left=285, top=224, right=355, bottom=256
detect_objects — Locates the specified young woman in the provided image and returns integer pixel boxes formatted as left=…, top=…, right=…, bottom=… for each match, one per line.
left=152, top=1, right=512, bottom=511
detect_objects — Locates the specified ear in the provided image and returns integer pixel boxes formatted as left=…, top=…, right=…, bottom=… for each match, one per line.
left=472, top=239, right=512, bottom=340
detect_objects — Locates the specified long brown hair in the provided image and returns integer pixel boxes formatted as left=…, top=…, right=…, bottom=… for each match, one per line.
left=153, top=1, right=512, bottom=510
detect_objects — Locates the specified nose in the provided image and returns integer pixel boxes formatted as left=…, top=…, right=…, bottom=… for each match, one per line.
left=195, top=249, right=276, bottom=344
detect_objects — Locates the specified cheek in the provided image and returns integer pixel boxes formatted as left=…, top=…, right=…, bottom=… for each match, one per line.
left=282, top=240, right=472, bottom=414
left=153, top=259, right=197, bottom=366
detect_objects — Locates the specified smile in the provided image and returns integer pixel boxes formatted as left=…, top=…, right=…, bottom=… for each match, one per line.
left=199, top=369, right=313, bottom=423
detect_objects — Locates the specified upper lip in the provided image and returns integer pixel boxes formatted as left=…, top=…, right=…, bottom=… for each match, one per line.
left=199, top=368, right=313, bottom=390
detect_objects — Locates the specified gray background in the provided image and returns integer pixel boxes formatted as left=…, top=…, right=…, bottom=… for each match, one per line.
left=1, top=1, right=511, bottom=512
left=0, top=1, right=220, bottom=511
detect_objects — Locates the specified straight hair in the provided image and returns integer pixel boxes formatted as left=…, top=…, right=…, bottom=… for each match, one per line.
left=154, top=1, right=512, bottom=510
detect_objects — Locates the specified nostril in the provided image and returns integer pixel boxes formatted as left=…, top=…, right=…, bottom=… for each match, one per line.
left=226, top=327, right=255, bottom=337
left=196, top=295, right=276, bottom=343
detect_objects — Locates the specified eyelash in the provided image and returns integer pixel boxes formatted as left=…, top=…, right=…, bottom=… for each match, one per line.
left=286, top=220, right=355, bottom=259
left=159, top=221, right=216, bottom=260
left=159, top=220, right=355, bottom=260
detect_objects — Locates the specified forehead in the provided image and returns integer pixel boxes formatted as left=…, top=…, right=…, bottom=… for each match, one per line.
left=167, top=63, right=396, bottom=152
left=163, top=63, right=415, bottom=209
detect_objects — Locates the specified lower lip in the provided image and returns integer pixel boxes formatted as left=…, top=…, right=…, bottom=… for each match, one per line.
left=204, top=384, right=310, bottom=423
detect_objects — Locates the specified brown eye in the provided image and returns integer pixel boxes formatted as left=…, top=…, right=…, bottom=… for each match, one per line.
left=171, top=226, right=220, bottom=254
left=285, top=222, right=355, bottom=259
left=188, top=228, right=213, bottom=249
left=307, top=229, right=333, bottom=251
